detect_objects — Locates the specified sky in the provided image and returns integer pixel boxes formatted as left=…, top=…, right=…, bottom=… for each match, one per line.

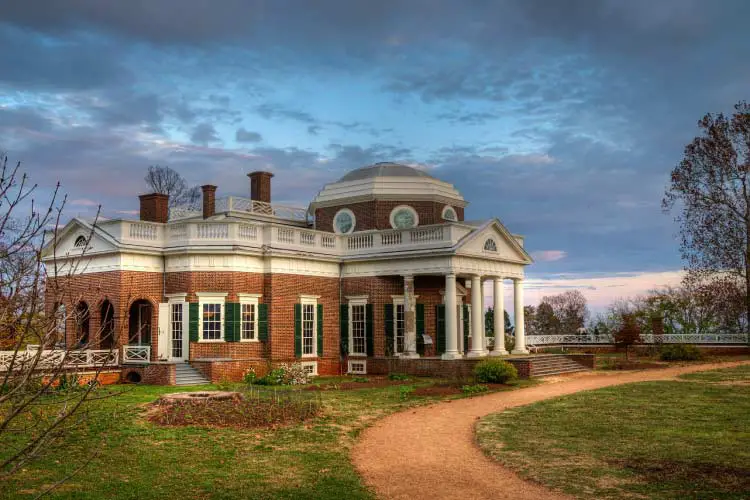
left=1, top=1, right=747, bottom=311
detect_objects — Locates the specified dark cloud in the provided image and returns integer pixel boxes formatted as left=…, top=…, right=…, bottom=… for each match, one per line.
left=235, top=128, right=263, bottom=143
left=190, top=123, right=220, bottom=145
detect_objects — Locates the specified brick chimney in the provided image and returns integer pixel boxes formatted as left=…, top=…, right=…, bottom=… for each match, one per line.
left=201, top=185, right=217, bottom=219
left=139, top=193, right=169, bottom=223
left=248, top=171, right=273, bottom=203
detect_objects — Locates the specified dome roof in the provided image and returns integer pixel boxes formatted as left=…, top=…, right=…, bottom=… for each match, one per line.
left=338, top=162, right=435, bottom=182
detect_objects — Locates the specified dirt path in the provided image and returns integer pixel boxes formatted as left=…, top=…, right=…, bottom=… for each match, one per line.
left=352, top=360, right=750, bottom=500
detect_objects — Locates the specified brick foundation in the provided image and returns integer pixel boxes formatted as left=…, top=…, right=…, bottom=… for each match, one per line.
left=122, top=363, right=176, bottom=385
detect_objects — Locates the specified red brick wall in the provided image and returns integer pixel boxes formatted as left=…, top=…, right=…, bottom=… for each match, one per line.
left=165, top=271, right=264, bottom=302
left=315, top=200, right=464, bottom=233
left=122, top=363, right=176, bottom=385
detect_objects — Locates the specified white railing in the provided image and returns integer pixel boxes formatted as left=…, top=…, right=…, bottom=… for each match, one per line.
left=299, top=231, right=316, bottom=246
left=526, top=334, right=749, bottom=345
left=410, top=226, right=444, bottom=243
left=0, top=348, right=119, bottom=372
left=348, top=233, right=374, bottom=250
left=238, top=224, right=258, bottom=240
left=169, top=207, right=201, bottom=220
left=216, top=196, right=308, bottom=222
left=381, top=231, right=403, bottom=246
left=277, top=228, right=295, bottom=244
left=195, top=223, right=229, bottom=239
left=321, top=234, right=336, bottom=248
left=129, top=223, right=159, bottom=240
left=122, top=345, right=151, bottom=363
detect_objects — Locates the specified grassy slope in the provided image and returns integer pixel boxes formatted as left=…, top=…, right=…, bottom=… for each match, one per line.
left=1, top=377, right=530, bottom=499
left=476, top=368, right=750, bottom=500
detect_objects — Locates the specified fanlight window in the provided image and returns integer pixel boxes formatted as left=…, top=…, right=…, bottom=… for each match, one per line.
left=333, top=208, right=356, bottom=234
left=442, top=205, right=457, bottom=221
left=74, top=236, right=88, bottom=247
left=390, top=205, right=419, bottom=230
left=483, top=238, right=498, bottom=252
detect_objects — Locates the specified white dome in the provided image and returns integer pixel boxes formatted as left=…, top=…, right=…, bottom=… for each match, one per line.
left=338, top=162, right=435, bottom=182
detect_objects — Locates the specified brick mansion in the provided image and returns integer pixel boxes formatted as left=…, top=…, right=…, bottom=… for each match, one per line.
left=43, top=162, right=533, bottom=383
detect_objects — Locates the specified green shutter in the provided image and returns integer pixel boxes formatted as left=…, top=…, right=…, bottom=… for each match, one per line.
left=258, top=303, right=268, bottom=341
left=416, top=303, right=425, bottom=355
left=365, top=304, right=374, bottom=357
left=294, top=303, right=302, bottom=358
left=317, top=304, right=324, bottom=358
left=340, top=304, right=349, bottom=357
left=462, top=304, right=470, bottom=354
left=436, top=304, right=446, bottom=354
left=189, top=303, right=199, bottom=342
left=384, top=303, right=394, bottom=357
left=225, top=303, right=238, bottom=342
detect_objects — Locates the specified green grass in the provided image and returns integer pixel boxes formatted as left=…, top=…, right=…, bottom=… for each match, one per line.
left=678, top=364, right=750, bottom=383
left=476, top=367, right=750, bottom=500
left=1, top=376, right=521, bottom=499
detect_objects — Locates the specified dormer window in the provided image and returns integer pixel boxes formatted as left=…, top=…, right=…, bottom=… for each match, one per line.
left=483, top=238, right=497, bottom=252
left=390, top=205, right=419, bottom=230
left=74, top=236, right=88, bottom=248
left=442, top=205, right=457, bottom=221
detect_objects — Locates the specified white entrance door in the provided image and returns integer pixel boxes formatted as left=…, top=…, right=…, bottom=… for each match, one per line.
left=169, top=302, right=189, bottom=362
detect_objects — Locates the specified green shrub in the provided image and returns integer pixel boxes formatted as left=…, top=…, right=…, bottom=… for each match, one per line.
left=461, top=384, right=489, bottom=395
left=474, top=359, right=518, bottom=384
left=242, top=367, right=257, bottom=385
left=253, top=363, right=310, bottom=386
left=398, top=385, right=414, bottom=400
left=352, top=376, right=369, bottom=383
left=660, top=344, right=702, bottom=361
left=504, top=334, right=515, bottom=352
left=388, top=373, right=409, bottom=381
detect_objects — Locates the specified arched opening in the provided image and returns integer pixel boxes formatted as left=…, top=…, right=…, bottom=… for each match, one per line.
left=100, top=300, right=115, bottom=349
left=74, top=301, right=90, bottom=346
left=128, top=300, right=152, bottom=346
left=124, top=370, right=142, bottom=383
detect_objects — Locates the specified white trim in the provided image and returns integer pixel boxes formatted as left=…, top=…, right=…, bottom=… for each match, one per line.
left=389, top=205, right=419, bottom=230
left=300, top=361, right=318, bottom=376
left=166, top=293, right=187, bottom=303
left=238, top=295, right=261, bottom=342
left=348, top=359, right=367, bottom=374
left=442, top=205, right=457, bottom=221
left=345, top=294, right=369, bottom=301
left=333, top=208, right=356, bottom=234
left=300, top=296, right=318, bottom=357
left=195, top=292, right=229, bottom=299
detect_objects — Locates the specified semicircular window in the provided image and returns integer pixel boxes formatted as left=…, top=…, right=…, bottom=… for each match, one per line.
left=390, top=205, right=419, bottom=230
left=483, top=238, right=497, bottom=252
left=74, top=236, right=88, bottom=248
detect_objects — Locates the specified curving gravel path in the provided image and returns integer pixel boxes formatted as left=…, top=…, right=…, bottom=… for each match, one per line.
left=352, top=361, right=750, bottom=500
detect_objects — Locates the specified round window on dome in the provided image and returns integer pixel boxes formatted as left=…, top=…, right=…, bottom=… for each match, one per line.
left=390, top=205, right=419, bottom=230
left=442, top=205, right=457, bottom=221
left=333, top=208, right=356, bottom=234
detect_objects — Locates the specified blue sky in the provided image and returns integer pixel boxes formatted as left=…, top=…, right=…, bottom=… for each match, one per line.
left=1, top=1, right=748, bottom=309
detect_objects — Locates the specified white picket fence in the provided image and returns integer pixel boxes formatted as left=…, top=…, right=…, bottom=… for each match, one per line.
left=526, top=333, right=749, bottom=346
left=0, top=348, right=119, bottom=372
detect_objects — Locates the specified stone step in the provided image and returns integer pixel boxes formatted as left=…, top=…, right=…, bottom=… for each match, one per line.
left=531, top=366, right=589, bottom=377
left=173, top=363, right=210, bottom=385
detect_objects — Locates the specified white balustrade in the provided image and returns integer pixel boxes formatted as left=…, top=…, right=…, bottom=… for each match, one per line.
left=169, top=224, right=188, bottom=240
left=347, top=233, right=374, bottom=250
left=123, top=345, right=151, bottom=363
left=238, top=224, right=258, bottom=240
left=0, top=348, right=119, bottom=371
left=525, top=333, right=749, bottom=345
left=381, top=231, right=403, bottom=246
left=195, top=223, right=229, bottom=239
left=277, top=228, right=295, bottom=244
left=410, top=226, right=444, bottom=243
left=321, top=234, right=336, bottom=248
left=299, top=231, right=316, bottom=246
left=129, top=223, right=159, bottom=240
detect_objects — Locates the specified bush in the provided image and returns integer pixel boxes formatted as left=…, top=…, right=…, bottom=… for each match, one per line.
left=352, top=376, right=369, bottom=383
left=253, top=363, right=310, bottom=386
left=242, top=367, right=257, bottom=385
left=398, top=385, right=414, bottom=400
left=388, top=373, right=409, bottom=381
left=660, top=344, right=702, bottom=361
left=474, top=359, right=518, bottom=384
left=505, top=334, right=515, bottom=352
left=461, top=384, right=489, bottom=395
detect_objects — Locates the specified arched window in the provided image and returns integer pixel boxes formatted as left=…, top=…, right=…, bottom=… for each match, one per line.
left=442, top=205, right=457, bottom=221
left=74, top=302, right=90, bottom=346
left=483, top=238, right=497, bottom=252
left=333, top=208, right=356, bottom=234
left=74, top=236, right=87, bottom=247
left=100, top=300, right=115, bottom=349
left=389, top=205, right=419, bottom=230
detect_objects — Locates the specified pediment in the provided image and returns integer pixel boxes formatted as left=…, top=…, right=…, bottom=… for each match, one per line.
left=454, top=220, right=532, bottom=264
left=41, top=219, right=118, bottom=260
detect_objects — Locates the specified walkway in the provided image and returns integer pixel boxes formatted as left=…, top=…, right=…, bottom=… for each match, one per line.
left=352, top=361, right=750, bottom=500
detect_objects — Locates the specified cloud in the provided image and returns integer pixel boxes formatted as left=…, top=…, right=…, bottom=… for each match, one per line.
left=190, top=123, right=220, bottom=145
left=70, top=198, right=99, bottom=207
left=235, top=128, right=262, bottom=143
left=531, top=250, right=567, bottom=262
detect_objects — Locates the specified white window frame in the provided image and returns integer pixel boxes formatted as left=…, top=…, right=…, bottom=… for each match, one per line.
left=166, top=293, right=189, bottom=359
left=300, top=361, right=318, bottom=376
left=442, top=205, right=457, bottom=221
left=389, top=205, right=419, bottom=230
left=348, top=359, right=367, bottom=375
left=333, top=208, right=356, bottom=234
left=347, top=296, right=368, bottom=357
left=196, top=292, right=227, bottom=343
left=238, top=293, right=261, bottom=342
left=299, top=295, right=319, bottom=358
left=391, top=295, right=418, bottom=355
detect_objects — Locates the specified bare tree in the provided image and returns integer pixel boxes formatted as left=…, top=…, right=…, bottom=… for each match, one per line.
left=144, top=165, right=200, bottom=209
left=663, top=101, right=750, bottom=334
left=0, top=154, right=120, bottom=485
left=535, top=290, right=589, bottom=335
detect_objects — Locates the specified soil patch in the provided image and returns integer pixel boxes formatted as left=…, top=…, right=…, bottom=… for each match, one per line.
left=304, top=377, right=414, bottom=391
left=411, top=383, right=513, bottom=397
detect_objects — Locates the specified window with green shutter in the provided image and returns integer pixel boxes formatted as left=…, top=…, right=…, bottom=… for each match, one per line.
left=189, top=303, right=199, bottom=342
left=258, top=303, right=268, bottom=341
left=384, top=303, right=394, bottom=356
left=224, top=302, right=240, bottom=342
left=365, top=303, right=374, bottom=357
left=317, top=304, right=323, bottom=357
left=294, top=303, right=302, bottom=358
left=435, top=304, right=446, bottom=354
left=416, top=303, right=425, bottom=355
left=339, top=304, right=349, bottom=357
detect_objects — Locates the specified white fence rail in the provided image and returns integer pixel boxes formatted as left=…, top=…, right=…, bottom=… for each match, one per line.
left=122, top=345, right=151, bottom=363
left=0, top=348, right=119, bottom=372
left=526, top=334, right=749, bottom=345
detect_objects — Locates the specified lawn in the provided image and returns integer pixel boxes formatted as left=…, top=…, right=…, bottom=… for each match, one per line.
left=476, top=366, right=750, bottom=500
left=1, top=375, right=528, bottom=499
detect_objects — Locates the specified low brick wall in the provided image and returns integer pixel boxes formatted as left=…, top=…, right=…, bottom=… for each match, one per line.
left=191, top=358, right=269, bottom=383
left=122, top=363, right=176, bottom=385
left=367, top=357, right=534, bottom=379
left=42, top=369, right=122, bottom=386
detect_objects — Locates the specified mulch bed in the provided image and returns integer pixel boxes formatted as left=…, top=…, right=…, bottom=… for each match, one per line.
left=412, top=383, right=512, bottom=397
left=603, top=361, right=667, bottom=370
left=304, top=377, right=413, bottom=391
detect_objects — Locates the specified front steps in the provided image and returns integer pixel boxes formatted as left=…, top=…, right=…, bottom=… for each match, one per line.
left=528, top=355, right=591, bottom=377
left=174, top=362, right=210, bottom=386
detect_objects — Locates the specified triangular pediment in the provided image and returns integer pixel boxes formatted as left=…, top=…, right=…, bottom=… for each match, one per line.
left=454, top=219, right=532, bottom=264
left=41, top=218, right=118, bottom=260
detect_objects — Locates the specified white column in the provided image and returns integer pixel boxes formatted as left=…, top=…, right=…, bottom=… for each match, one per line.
left=442, top=273, right=461, bottom=360
left=489, top=277, right=508, bottom=356
left=467, top=275, right=487, bottom=357
left=402, top=275, right=419, bottom=358
left=512, top=278, right=528, bottom=354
